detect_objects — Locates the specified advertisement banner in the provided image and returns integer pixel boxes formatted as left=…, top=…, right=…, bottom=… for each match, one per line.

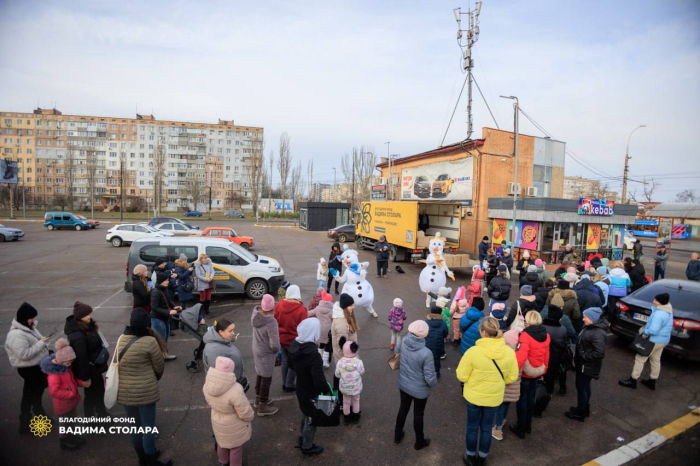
left=400, top=158, right=473, bottom=202
left=0, top=160, right=19, bottom=184
left=358, top=201, right=418, bottom=249
left=514, top=221, right=539, bottom=249
left=586, top=224, right=601, bottom=250
left=612, top=225, right=623, bottom=249
left=658, top=220, right=672, bottom=246
left=371, top=185, right=387, bottom=200
left=578, top=198, right=614, bottom=216
left=492, top=219, right=508, bottom=245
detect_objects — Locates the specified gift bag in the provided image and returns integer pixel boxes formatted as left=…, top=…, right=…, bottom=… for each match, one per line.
left=312, top=383, right=340, bottom=427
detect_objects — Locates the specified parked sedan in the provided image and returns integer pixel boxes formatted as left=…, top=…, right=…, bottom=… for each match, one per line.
left=0, top=223, right=25, bottom=242
left=148, top=216, right=199, bottom=230
left=183, top=210, right=202, bottom=217
left=106, top=224, right=174, bottom=247
left=77, top=215, right=100, bottom=229
left=154, top=222, right=203, bottom=237
left=200, top=227, right=255, bottom=249
left=224, top=211, right=246, bottom=218
left=327, top=224, right=355, bottom=243
left=611, top=279, right=700, bottom=361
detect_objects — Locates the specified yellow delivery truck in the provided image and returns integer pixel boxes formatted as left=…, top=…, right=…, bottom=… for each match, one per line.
left=355, top=201, right=469, bottom=265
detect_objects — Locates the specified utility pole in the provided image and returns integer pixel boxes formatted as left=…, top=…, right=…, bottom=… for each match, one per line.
left=454, top=2, right=482, bottom=140
left=208, top=167, right=213, bottom=220
left=622, top=125, right=646, bottom=204
left=119, top=150, right=125, bottom=222
left=385, top=142, right=391, bottom=200
left=501, top=95, right=519, bottom=245
left=352, top=151, right=356, bottom=212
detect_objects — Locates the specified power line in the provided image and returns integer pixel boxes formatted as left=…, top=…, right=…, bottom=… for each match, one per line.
left=439, top=71, right=470, bottom=147
left=472, top=73, right=499, bottom=129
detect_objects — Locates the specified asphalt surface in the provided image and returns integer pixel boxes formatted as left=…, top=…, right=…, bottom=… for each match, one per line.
left=0, top=220, right=699, bottom=466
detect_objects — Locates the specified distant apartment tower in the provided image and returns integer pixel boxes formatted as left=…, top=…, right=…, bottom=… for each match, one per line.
left=0, top=108, right=263, bottom=212
left=563, top=176, right=619, bottom=203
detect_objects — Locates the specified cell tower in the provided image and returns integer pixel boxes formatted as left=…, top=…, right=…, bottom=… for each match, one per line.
left=453, top=2, right=482, bottom=141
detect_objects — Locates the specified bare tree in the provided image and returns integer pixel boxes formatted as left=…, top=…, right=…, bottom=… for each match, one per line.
left=65, top=142, right=76, bottom=210
left=227, top=191, right=247, bottom=210
left=185, top=176, right=205, bottom=211
left=289, top=160, right=302, bottom=211
left=277, top=132, right=291, bottom=214
left=153, top=139, right=167, bottom=216
left=267, top=150, right=274, bottom=212
left=675, top=189, right=697, bottom=203
left=306, top=159, right=314, bottom=199
left=85, top=145, right=98, bottom=219
left=53, top=195, right=68, bottom=211
left=341, top=146, right=377, bottom=212
left=247, top=133, right=265, bottom=217
left=642, top=177, right=660, bottom=203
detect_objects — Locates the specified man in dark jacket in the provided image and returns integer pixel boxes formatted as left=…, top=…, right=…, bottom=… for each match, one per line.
left=534, top=280, right=554, bottom=311
left=574, top=276, right=602, bottom=313
left=541, top=304, right=568, bottom=399
left=520, top=265, right=543, bottom=290
left=687, top=253, right=700, bottom=281
left=629, top=259, right=647, bottom=291
left=478, top=236, right=489, bottom=263
left=565, top=307, right=607, bottom=422
left=653, top=245, right=668, bottom=281
left=487, top=265, right=512, bottom=302
left=633, top=240, right=643, bottom=262
left=288, top=318, right=328, bottom=456
left=418, top=210, right=430, bottom=233
left=425, top=306, right=449, bottom=377
left=374, top=235, right=390, bottom=278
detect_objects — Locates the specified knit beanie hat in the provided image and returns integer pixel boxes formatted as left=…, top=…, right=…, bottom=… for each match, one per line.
left=280, top=280, right=290, bottom=289
left=535, top=259, right=543, bottom=266
left=557, top=279, right=570, bottom=290
left=17, top=302, right=38, bottom=323
left=178, top=253, right=188, bottom=262
left=548, top=304, right=564, bottom=321
left=285, top=285, right=301, bottom=301
left=339, top=293, right=354, bottom=309
left=215, top=356, right=234, bottom=373
left=73, top=301, right=93, bottom=320
left=342, top=340, right=359, bottom=358
left=315, top=287, right=324, bottom=296
left=393, top=298, right=403, bottom=308
left=654, top=293, right=670, bottom=305
left=155, top=271, right=169, bottom=285
left=436, top=297, right=449, bottom=309
left=580, top=274, right=591, bottom=281
left=577, top=265, right=586, bottom=273
left=321, top=291, right=333, bottom=302
left=503, top=328, right=520, bottom=350
left=520, top=285, right=533, bottom=297
left=430, top=304, right=443, bottom=315
left=564, top=273, right=579, bottom=286
left=567, top=267, right=577, bottom=274
left=523, top=250, right=530, bottom=258
left=527, top=265, right=537, bottom=273
left=472, top=297, right=485, bottom=311
left=551, top=294, right=565, bottom=309
left=498, top=264, right=507, bottom=273
left=583, top=307, right=603, bottom=323
left=130, top=308, right=150, bottom=329
left=260, top=294, right=275, bottom=312
left=154, top=257, right=166, bottom=267
left=54, top=338, right=76, bottom=363
left=482, top=236, right=489, bottom=241
left=491, top=302, right=506, bottom=311
left=596, top=266, right=608, bottom=276
left=408, top=320, right=429, bottom=338
left=458, top=298, right=468, bottom=310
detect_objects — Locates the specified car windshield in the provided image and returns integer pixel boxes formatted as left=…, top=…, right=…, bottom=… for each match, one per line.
left=436, top=174, right=449, bottom=181
left=632, top=284, right=700, bottom=312
left=145, top=226, right=160, bottom=233
left=229, top=243, right=256, bottom=262
left=417, top=176, right=428, bottom=182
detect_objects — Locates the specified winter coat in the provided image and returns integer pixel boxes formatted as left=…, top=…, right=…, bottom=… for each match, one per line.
left=540, top=306, right=576, bottom=340
left=40, top=356, right=82, bottom=415
left=686, top=259, right=700, bottom=281
left=331, top=305, right=358, bottom=364
left=484, top=255, right=499, bottom=275
left=425, top=315, right=449, bottom=359
left=507, top=297, right=538, bottom=329
left=546, top=289, right=581, bottom=321
left=132, top=275, right=151, bottom=308
left=595, top=280, right=610, bottom=307
left=251, top=307, right=280, bottom=378
left=374, top=240, right=390, bottom=261
left=553, top=265, right=567, bottom=280
left=654, top=251, right=668, bottom=270
left=542, top=318, right=568, bottom=370
left=316, top=263, right=329, bottom=282
left=519, top=271, right=543, bottom=291
left=115, top=333, right=164, bottom=406
left=457, top=337, right=519, bottom=407
left=459, top=307, right=484, bottom=355
left=516, top=258, right=531, bottom=272
left=4, top=319, right=49, bottom=368
left=288, top=340, right=328, bottom=417
left=644, top=303, right=673, bottom=344
left=575, top=319, right=608, bottom=379
left=487, top=275, right=512, bottom=301
left=608, top=267, right=631, bottom=297
left=534, top=286, right=551, bottom=311
left=203, top=327, right=244, bottom=382
left=467, top=278, right=483, bottom=306
left=173, top=266, right=194, bottom=303
left=629, top=263, right=647, bottom=291
left=536, top=264, right=548, bottom=282
left=478, top=241, right=489, bottom=262
left=203, top=367, right=254, bottom=449
left=489, top=301, right=510, bottom=330
left=274, top=299, right=308, bottom=347
left=575, top=279, right=602, bottom=313
left=395, top=333, right=437, bottom=399
left=515, top=326, right=550, bottom=378
left=63, top=316, right=108, bottom=380
left=194, top=260, right=215, bottom=292
left=335, top=356, right=365, bottom=396
left=328, top=243, right=343, bottom=272
left=388, top=306, right=407, bottom=333
left=500, top=254, right=514, bottom=271
left=308, top=300, right=333, bottom=345
left=150, top=284, right=175, bottom=323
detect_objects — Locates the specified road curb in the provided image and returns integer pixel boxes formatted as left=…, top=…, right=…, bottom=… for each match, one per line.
left=254, top=224, right=299, bottom=228
left=583, top=408, right=700, bottom=466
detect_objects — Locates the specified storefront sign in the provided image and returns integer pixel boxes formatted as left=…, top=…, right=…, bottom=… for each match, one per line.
left=586, top=224, right=601, bottom=250
left=371, top=184, right=387, bottom=200
left=514, top=221, right=539, bottom=249
left=578, top=198, right=614, bottom=216
left=400, top=158, right=473, bottom=202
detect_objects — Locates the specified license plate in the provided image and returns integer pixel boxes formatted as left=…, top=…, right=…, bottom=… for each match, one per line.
left=633, top=313, right=649, bottom=323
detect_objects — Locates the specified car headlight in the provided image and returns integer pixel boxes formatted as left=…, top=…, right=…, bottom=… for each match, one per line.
left=268, top=266, right=281, bottom=273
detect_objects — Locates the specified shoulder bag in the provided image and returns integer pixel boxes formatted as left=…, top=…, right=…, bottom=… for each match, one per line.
left=312, top=382, right=340, bottom=427
left=509, top=302, right=526, bottom=332
left=629, top=326, right=654, bottom=357
left=492, top=359, right=504, bottom=380
left=91, top=332, right=111, bottom=367
left=104, top=335, right=141, bottom=409
left=199, top=264, right=216, bottom=291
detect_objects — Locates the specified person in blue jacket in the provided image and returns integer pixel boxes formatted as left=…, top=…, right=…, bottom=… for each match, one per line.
left=173, top=258, right=195, bottom=308
left=619, top=293, right=673, bottom=391
left=459, top=297, right=485, bottom=356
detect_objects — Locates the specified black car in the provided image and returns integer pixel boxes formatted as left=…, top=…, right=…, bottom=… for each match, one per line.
left=148, top=217, right=199, bottom=230
left=413, top=175, right=431, bottom=198
left=327, top=224, right=355, bottom=243
left=610, top=279, right=700, bottom=361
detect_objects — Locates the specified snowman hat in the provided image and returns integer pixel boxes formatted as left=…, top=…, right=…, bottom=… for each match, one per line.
left=432, top=232, right=446, bottom=242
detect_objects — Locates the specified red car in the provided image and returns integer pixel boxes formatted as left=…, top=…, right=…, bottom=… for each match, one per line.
left=199, top=227, right=255, bottom=249
left=77, top=215, right=100, bottom=228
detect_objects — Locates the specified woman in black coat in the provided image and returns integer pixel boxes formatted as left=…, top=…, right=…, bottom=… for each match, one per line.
left=132, top=264, right=151, bottom=312
left=629, top=260, right=647, bottom=292
left=487, top=265, right=512, bottom=302
left=150, top=272, right=181, bottom=360
left=326, top=242, right=343, bottom=294
left=64, top=301, right=110, bottom=417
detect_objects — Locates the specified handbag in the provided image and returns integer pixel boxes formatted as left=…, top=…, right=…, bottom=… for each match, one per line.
left=388, top=352, right=401, bottom=371
left=561, top=342, right=575, bottom=371
left=181, top=279, right=194, bottom=293
left=199, top=264, right=216, bottom=291
left=534, top=380, right=551, bottom=414
left=104, top=335, right=141, bottom=409
left=509, top=302, right=525, bottom=332
left=312, top=382, right=340, bottom=427
left=630, top=327, right=654, bottom=357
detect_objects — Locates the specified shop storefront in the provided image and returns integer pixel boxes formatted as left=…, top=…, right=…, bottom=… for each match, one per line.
left=488, top=197, right=637, bottom=264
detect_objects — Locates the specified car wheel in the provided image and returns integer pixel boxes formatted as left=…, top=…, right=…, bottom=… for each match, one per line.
left=75, top=225, right=82, bottom=231
left=47, top=225, right=54, bottom=231
left=0, top=234, right=5, bottom=242
left=338, top=234, right=347, bottom=243
left=240, top=242, right=250, bottom=250
left=245, top=278, right=268, bottom=299
left=389, top=245, right=398, bottom=262
left=111, top=237, right=123, bottom=247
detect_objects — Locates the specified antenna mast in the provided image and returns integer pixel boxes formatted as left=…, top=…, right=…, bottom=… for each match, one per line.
left=454, top=2, right=482, bottom=140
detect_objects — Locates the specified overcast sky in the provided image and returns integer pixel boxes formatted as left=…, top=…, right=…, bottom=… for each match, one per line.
left=1, top=0, right=698, bottom=201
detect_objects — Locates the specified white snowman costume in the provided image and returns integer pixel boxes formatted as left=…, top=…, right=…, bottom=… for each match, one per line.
left=419, top=233, right=455, bottom=307
left=331, top=248, right=378, bottom=317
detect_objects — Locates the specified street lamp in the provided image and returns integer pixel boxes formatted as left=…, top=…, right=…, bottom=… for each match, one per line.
left=622, top=125, right=646, bottom=204
left=500, top=95, right=519, bottom=246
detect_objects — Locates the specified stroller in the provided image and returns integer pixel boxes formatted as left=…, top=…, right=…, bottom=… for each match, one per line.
left=176, top=303, right=207, bottom=373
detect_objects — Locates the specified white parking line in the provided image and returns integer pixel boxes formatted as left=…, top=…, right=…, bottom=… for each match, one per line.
left=95, top=289, right=124, bottom=309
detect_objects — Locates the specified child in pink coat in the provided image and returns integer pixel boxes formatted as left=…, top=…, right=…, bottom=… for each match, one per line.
left=335, top=337, right=365, bottom=424
left=467, top=266, right=485, bottom=306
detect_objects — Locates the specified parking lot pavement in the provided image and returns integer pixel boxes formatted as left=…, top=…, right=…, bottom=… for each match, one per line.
left=0, top=220, right=699, bottom=465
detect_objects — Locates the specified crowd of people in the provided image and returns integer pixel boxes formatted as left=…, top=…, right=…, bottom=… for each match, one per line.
left=3, top=237, right=689, bottom=466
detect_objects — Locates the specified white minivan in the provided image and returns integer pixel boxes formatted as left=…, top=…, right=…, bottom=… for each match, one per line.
left=124, top=237, right=284, bottom=299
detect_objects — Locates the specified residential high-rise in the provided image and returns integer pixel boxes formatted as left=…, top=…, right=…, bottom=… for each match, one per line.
left=0, top=108, right=263, bottom=213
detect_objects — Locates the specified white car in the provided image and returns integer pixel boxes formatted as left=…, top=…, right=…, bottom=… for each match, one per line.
left=623, top=231, right=637, bottom=250
left=154, top=222, right=202, bottom=237
left=106, top=223, right=174, bottom=247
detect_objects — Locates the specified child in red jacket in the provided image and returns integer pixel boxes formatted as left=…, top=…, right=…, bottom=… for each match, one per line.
left=468, top=266, right=485, bottom=306
left=40, top=338, right=85, bottom=451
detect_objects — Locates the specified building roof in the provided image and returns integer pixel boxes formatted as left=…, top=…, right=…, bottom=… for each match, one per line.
left=375, top=139, right=485, bottom=169
left=647, top=203, right=700, bottom=219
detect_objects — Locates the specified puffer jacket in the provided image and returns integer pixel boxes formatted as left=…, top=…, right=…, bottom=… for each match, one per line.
left=487, top=275, right=512, bottom=301
left=457, top=337, right=519, bottom=407
left=115, top=333, right=164, bottom=406
left=194, top=260, right=215, bottom=292
left=534, top=286, right=551, bottom=311
left=575, top=278, right=602, bottom=312
left=251, top=306, right=280, bottom=378
left=132, top=275, right=151, bottom=308
left=150, top=284, right=175, bottom=323
left=536, top=264, right=548, bottom=282
left=546, top=289, right=581, bottom=321
left=467, top=273, right=484, bottom=306
left=542, top=318, right=568, bottom=370
left=4, top=319, right=49, bottom=368
left=608, top=267, right=631, bottom=297
left=540, top=306, right=576, bottom=340
left=388, top=306, right=407, bottom=333
left=64, top=316, right=108, bottom=380
left=594, top=280, right=610, bottom=307
left=519, top=271, right=543, bottom=290
left=644, top=303, right=673, bottom=344
left=308, top=300, right=333, bottom=345
left=629, top=263, right=647, bottom=291
left=331, top=304, right=358, bottom=364
left=203, top=327, right=244, bottom=382
left=515, top=325, right=550, bottom=378
left=40, top=355, right=83, bottom=415
left=288, top=339, right=328, bottom=417
left=203, top=366, right=254, bottom=449
left=173, top=266, right=194, bottom=303
left=575, top=319, right=608, bottom=379
left=459, top=307, right=484, bottom=355
left=335, top=356, right=365, bottom=396
left=425, top=315, right=449, bottom=359
left=274, top=299, right=308, bottom=347
left=328, top=242, right=343, bottom=272
left=396, top=333, right=437, bottom=399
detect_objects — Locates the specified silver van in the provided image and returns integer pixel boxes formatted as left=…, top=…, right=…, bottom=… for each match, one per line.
left=123, top=237, right=284, bottom=299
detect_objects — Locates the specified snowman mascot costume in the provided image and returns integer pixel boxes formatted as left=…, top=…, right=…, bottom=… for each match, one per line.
left=329, top=247, right=378, bottom=318
left=419, top=232, right=455, bottom=307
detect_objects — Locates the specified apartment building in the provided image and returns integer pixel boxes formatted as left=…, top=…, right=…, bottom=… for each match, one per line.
left=563, top=175, right=620, bottom=203
left=0, top=108, right=263, bottom=212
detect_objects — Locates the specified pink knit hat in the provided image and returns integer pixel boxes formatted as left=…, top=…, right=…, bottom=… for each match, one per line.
left=503, top=329, right=520, bottom=350
left=215, top=356, right=234, bottom=373
left=342, top=340, right=358, bottom=357
left=260, top=294, right=275, bottom=312
left=54, top=338, right=76, bottom=363
left=408, top=320, right=429, bottom=338
left=535, top=259, right=543, bottom=266
left=491, top=302, right=506, bottom=311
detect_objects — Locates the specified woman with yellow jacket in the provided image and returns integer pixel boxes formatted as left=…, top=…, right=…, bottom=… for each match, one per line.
left=456, top=317, right=518, bottom=466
